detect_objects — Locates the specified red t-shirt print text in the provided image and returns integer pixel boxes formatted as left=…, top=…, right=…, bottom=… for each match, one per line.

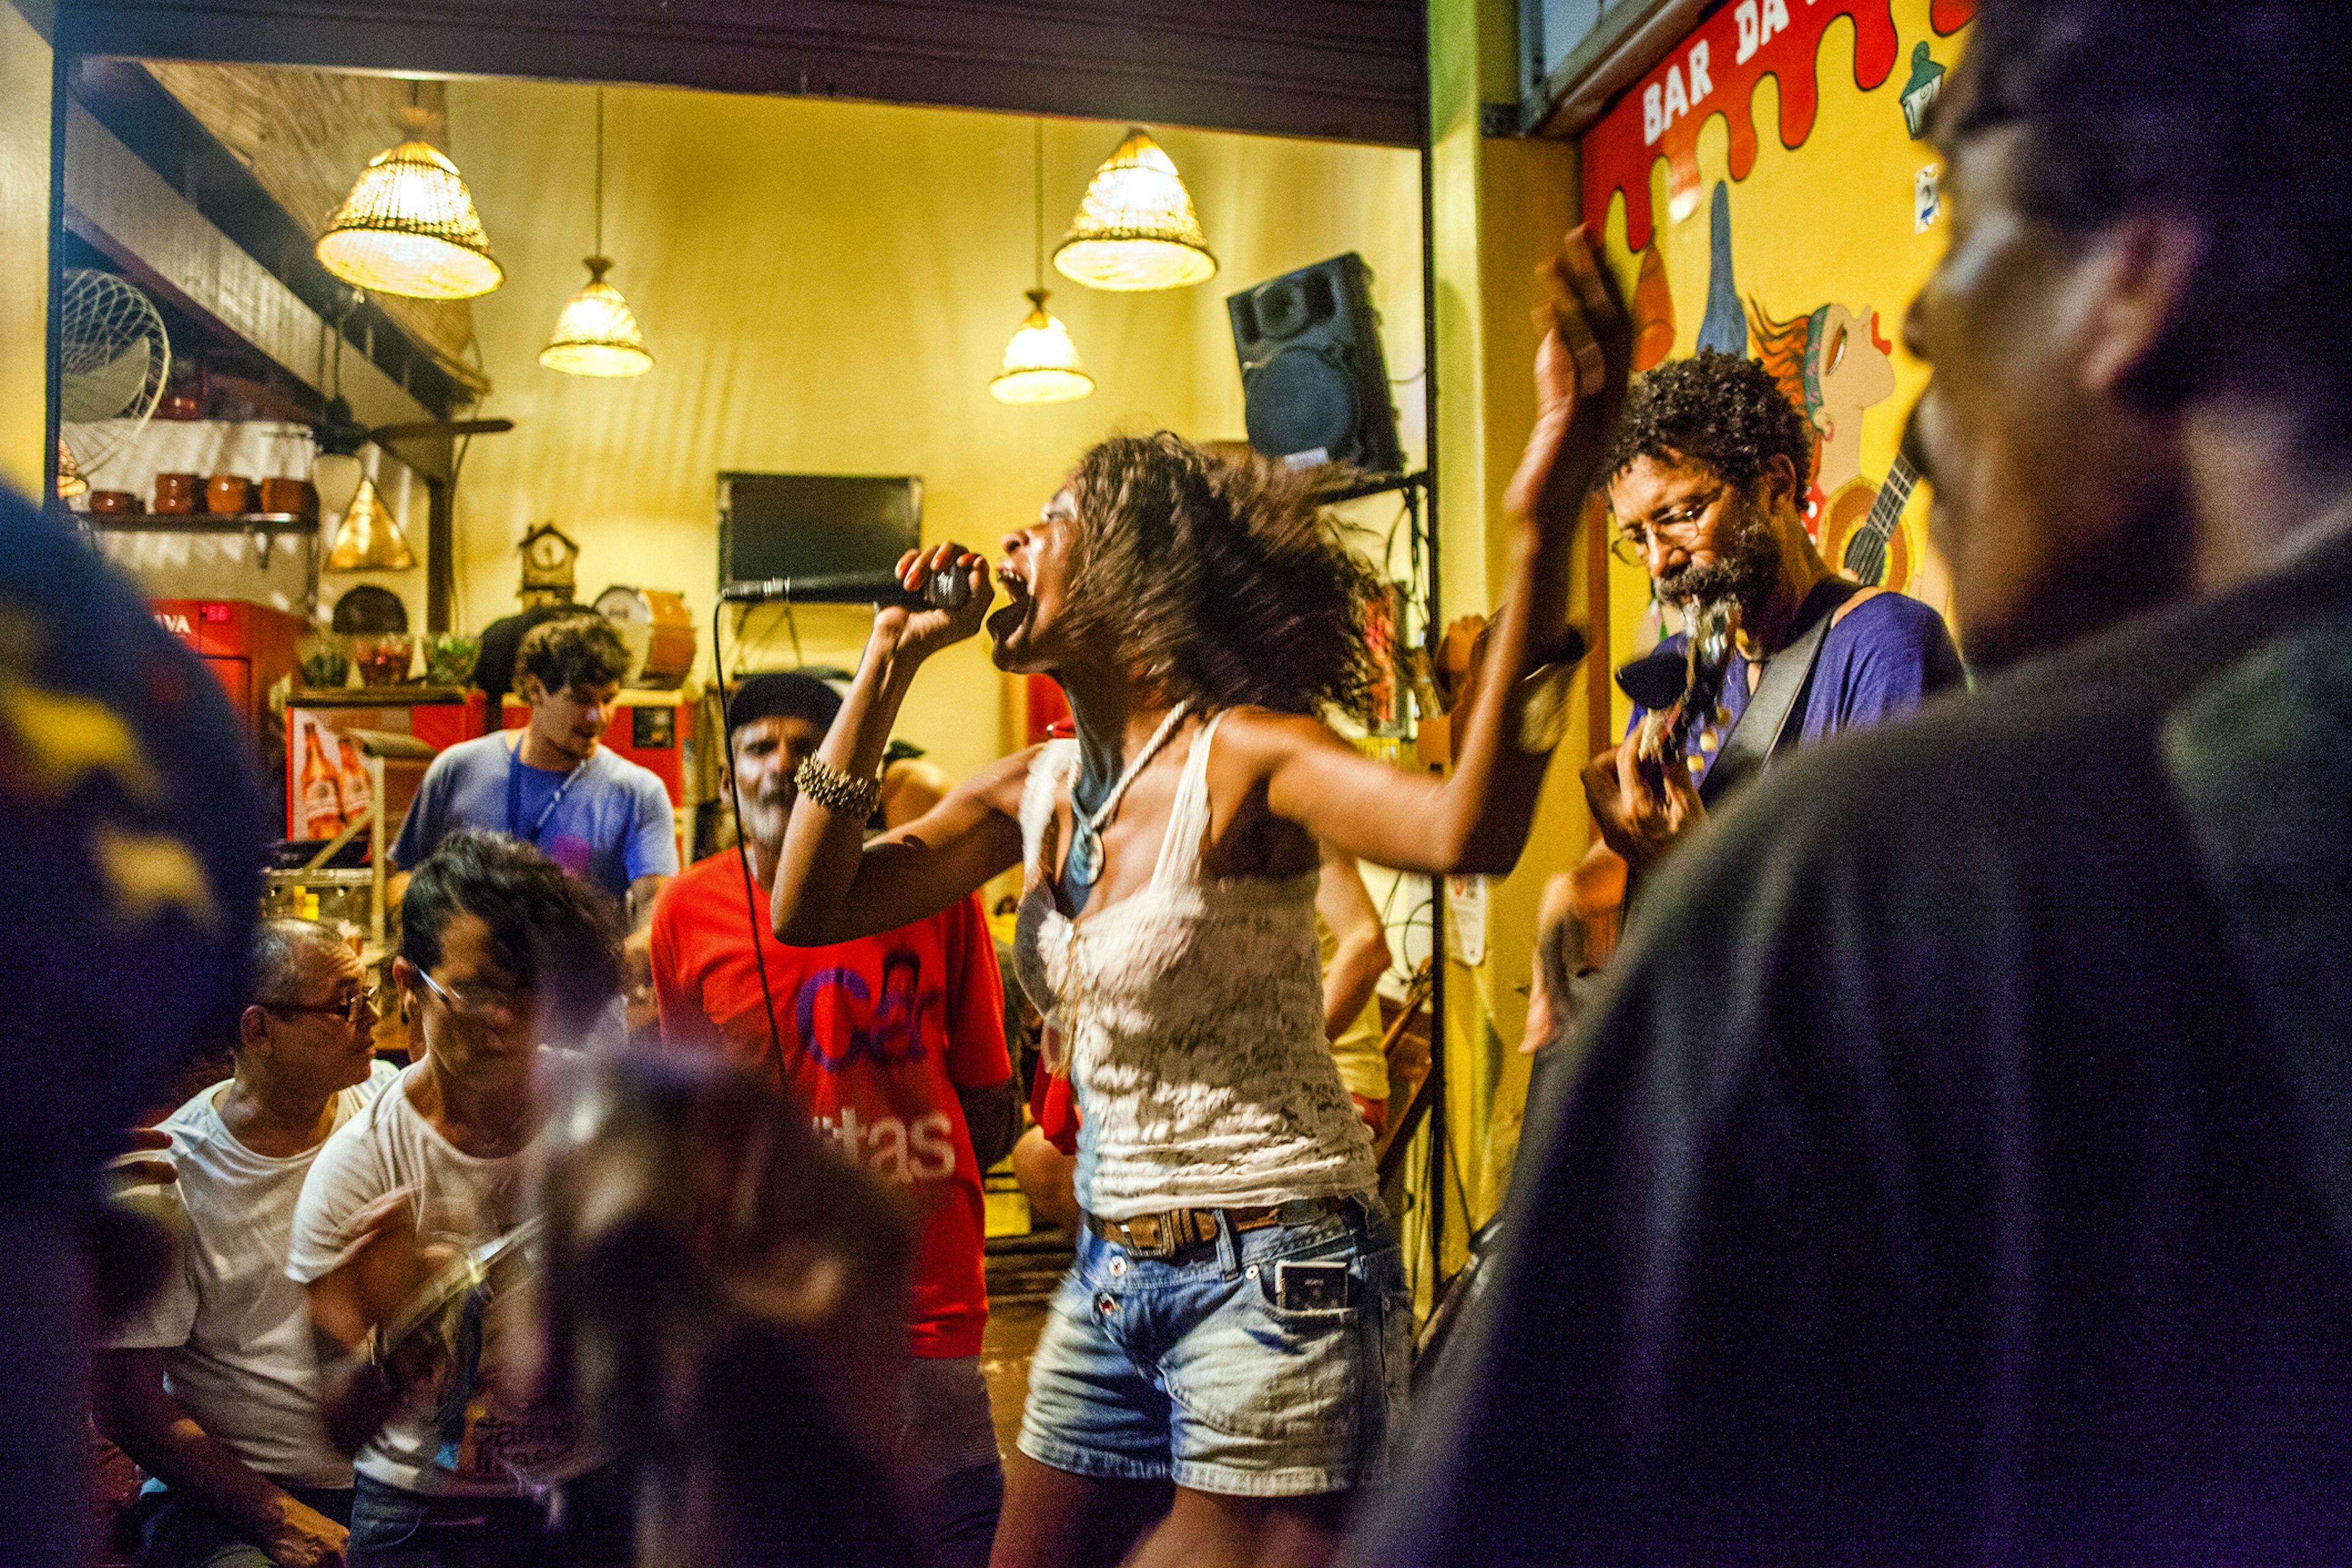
left=796, top=952, right=960, bottom=1182
left=647, top=852, right=1012, bottom=1359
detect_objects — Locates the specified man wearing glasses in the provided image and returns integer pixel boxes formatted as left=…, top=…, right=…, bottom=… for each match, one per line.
left=289, top=831, right=628, bottom=1565
left=1582, top=350, right=1964, bottom=878
left=1525, top=353, right=1962, bottom=1057
left=96, top=918, right=395, bottom=1568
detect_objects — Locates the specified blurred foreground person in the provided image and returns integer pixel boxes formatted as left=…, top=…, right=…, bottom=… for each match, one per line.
left=98, top=919, right=394, bottom=1567
left=1355, top=0, right=2352, bottom=1559
left=0, top=485, right=269, bottom=1562
left=537, top=1049, right=917, bottom=1568
left=290, top=832, right=626, bottom=1566
left=650, top=671, right=1014, bottom=1567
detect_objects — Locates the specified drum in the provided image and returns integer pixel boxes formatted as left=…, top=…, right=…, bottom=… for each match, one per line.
left=593, top=586, right=696, bottom=689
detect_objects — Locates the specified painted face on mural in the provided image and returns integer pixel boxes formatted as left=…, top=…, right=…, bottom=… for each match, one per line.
left=989, top=484, right=1079, bottom=673
left=1905, top=105, right=2190, bottom=669
left=1608, top=451, right=1792, bottom=612
left=1811, top=304, right=1897, bottom=441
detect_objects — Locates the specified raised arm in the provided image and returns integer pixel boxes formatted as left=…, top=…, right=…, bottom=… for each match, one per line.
left=769, top=548, right=1028, bottom=947
left=1256, top=228, right=1630, bottom=875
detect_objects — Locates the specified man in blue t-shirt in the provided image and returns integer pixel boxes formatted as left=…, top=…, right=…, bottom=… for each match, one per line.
left=391, top=615, right=677, bottom=986
left=1582, top=351, right=1962, bottom=880
left=1522, top=352, right=1962, bottom=1051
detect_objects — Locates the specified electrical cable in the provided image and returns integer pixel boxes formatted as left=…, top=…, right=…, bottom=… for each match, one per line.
left=712, top=595, right=788, bottom=1077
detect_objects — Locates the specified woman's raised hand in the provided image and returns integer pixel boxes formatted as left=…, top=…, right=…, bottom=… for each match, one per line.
left=1506, top=226, right=1632, bottom=538
left=876, top=541, right=995, bottom=663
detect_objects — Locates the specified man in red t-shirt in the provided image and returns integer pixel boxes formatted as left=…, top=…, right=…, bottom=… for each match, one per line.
left=650, top=672, right=1015, bottom=1568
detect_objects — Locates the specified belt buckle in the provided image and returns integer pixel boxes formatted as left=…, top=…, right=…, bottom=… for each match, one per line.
left=1121, top=1212, right=1177, bottom=1258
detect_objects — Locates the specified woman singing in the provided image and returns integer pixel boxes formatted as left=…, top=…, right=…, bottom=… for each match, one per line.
left=771, top=232, right=1626, bottom=1568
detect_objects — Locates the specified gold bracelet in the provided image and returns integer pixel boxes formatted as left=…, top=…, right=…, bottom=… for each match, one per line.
left=794, top=756, right=883, bottom=818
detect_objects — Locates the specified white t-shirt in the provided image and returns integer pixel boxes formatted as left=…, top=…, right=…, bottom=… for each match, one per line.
left=285, top=1059, right=590, bottom=1497
left=110, top=1061, right=399, bottom=1489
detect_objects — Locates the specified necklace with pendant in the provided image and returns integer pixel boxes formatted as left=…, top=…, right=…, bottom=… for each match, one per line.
left=1064, top=701, right=1191, bottom=894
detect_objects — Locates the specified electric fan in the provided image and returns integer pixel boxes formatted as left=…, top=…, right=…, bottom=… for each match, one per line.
left=58, top=269, right=170, bottom=482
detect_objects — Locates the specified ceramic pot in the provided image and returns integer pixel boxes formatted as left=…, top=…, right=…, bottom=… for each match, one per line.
left=205, top=475, right=252, bottom=515
left=259, top=477, right=313, bottom=516
left=88, top=490, right=141, bottom=516
left=153, top=473, right=198, bottom=514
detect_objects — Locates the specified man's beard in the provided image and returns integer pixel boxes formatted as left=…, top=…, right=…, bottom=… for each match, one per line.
left=1658, top=499, right=1783, bottom=614
left=737, top=790, right=794, bottom=848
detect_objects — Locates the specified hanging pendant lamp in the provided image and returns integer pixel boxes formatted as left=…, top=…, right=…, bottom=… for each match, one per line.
left=542, top=89, right=653, bottom=378
left=317, top=98, right=503, bottom=301
left=325, top=475, right=417, bottom=572
left=1053, top=127, right=1216, bottom=292
left=994, top=121, right=1094, bottom=404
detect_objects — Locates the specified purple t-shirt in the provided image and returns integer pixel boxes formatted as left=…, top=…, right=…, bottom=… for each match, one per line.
left=1627, top=590, right=1964, bottom=786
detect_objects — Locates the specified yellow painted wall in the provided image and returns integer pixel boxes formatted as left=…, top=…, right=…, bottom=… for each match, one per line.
left=1589, top=1, right=1969, bottom=716
left=0, top=3, right=50, bottom=499
left=437, top=81, right=1423, bottom=785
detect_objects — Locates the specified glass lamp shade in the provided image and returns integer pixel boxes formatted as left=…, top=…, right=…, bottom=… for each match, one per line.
left=1053, top=129, right=1216, bottom=292
left=540, top=257, right=654, bottom=378
left=312, top=450, right=366, bottom=519
left=317, top=110, right=503, bottom=301
left=990, top=290, right=1095, bottom=404
left=325, top=477, right=417, bottom=571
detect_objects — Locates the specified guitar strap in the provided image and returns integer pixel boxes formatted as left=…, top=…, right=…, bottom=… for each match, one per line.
left=1700, top=577, right=1865, bottom=807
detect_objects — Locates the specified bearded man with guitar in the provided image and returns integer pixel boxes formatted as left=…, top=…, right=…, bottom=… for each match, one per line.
left=1529, top=350, right=1962, bottom=1044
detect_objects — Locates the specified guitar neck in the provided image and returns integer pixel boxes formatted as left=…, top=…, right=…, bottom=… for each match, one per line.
left=1841, top=453, right=1918, bottom=582
left=1859, top=455, right=1917, bottom=542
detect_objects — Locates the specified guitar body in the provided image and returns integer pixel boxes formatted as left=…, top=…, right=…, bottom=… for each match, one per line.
left=1817, top=453, right=1921, bottom=591
left=1819, top=477, right=1915, bottom=590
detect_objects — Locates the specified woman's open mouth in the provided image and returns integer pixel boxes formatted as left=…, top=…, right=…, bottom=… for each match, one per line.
left=987, top=565, right=1032, bottom=643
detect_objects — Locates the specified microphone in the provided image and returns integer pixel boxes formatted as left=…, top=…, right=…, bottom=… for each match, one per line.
left=717, top=568, right=974, bottom=609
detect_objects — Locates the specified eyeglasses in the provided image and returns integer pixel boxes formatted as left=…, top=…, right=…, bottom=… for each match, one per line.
left=1610, top=488, right=1724, bottom=566
left=410, top=965, right=532, bottom=1023
left=266, top=986, right=382, bottom=1029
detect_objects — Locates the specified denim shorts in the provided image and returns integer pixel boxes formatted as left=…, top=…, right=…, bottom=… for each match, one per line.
left=1016, top=1193, right=1409, bottom=1497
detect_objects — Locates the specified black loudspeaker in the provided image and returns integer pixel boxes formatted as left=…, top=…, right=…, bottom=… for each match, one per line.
left=1228, top=253, right=1403, bottom=477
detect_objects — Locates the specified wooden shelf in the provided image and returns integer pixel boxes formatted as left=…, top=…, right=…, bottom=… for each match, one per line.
left=81, top=511, right=317, bottom=533
left=290, top=685, right=471, bottom=704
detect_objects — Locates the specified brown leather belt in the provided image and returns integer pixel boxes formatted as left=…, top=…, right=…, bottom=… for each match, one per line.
left=1085, top=1196, right=1349, bottom=1259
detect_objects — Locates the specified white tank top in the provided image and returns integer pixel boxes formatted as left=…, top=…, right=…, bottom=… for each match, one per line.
left=1012, top=711, right=1378, bottom=1219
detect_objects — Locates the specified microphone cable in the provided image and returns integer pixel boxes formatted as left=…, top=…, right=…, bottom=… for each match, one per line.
left=712, top=597, right=789, bottom=1080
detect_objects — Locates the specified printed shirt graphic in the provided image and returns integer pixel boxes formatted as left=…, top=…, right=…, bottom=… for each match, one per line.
left=390, top=733, right=677, bottom=900
left=650, top=853, right=1011, bottom=1358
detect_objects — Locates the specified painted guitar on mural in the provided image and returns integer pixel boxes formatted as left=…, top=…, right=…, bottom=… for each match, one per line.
left=1818, top=453, right=1919, bottom=590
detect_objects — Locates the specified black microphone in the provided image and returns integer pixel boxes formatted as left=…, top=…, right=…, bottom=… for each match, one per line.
left=718, top=568, right=973, bottom=609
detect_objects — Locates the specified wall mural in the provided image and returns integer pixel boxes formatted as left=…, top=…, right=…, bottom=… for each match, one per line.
left=1583, top=0, right=1973, bottom=708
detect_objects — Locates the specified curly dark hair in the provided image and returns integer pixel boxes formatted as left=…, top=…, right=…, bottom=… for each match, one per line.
left=1604, top=350, right=1814, bottom=496
left=401, top=829, right=623, bottom=1035
left=1057, top=434, right=1376, bottom=717
left=517, top=614, right=631, bottom=698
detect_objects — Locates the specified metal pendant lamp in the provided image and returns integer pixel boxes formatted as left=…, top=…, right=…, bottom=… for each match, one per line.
left=317, top=96, right=503, bottom=301
left=542, top=89, right=653, bottom=379
left=1053, top=127, right=1216, bottom=292
left=993, top=121, right=1094, bottom=404
left=325, top=475, right=417, bottom=572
